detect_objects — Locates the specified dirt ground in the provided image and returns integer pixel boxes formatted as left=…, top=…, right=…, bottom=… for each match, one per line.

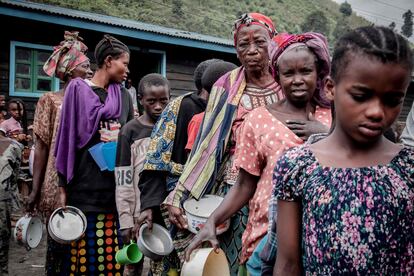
left=8, top=227, right=47, bottom=276
left=8, top=220, right=150, bottom=275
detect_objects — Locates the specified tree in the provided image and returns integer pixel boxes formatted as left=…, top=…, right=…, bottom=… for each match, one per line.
left=389, top=21, right=396, bottom=30
left=172, top=0, right=184, bottom=17
left=339, top=1, right=352, bottom=17
left=401, top=9, right=413, bottom=38
left=333, top=16, right=351, bottom=40
left=301, top=10, right=330, bottom=36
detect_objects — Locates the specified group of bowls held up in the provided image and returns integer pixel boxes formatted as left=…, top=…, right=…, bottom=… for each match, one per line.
left=88, top=141, right=117, bottom=171
left=14, top=194, right=231, bottom=275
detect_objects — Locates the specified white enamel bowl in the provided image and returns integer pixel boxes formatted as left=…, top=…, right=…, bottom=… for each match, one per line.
left=181, top=248, right=230, bottom=276
left=183, top=195, right=230, bottom=235
left=14, top=215, right=43, bottom=250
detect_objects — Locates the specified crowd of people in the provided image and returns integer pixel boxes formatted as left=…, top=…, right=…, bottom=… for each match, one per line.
left=0, top=11, right=413, bottom=276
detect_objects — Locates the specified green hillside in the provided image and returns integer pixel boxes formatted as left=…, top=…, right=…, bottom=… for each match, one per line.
left=31, top=0, right=371, bottom=44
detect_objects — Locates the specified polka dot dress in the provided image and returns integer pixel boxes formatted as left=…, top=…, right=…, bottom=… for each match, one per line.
left=234, top=106, right=331, bottom=263
left=68, top=213, right=122, bottom=276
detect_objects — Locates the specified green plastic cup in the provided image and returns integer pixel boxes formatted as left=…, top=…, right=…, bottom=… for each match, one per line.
left=115, top=241, right=143, bottom=265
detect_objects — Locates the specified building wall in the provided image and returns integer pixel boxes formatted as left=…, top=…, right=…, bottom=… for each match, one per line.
left=2, top=14, right=412, bottom=126
left=0, top=15, right=238, bottom=122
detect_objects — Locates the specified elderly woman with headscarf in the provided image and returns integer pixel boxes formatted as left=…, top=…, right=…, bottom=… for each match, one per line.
left=26, top=31, right=91, bottom=275
left=184, top=32, right=332, bottom=275
left=163, top=13, right=282, bottom=274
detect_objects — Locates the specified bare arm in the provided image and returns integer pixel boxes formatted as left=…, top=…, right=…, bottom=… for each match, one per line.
left=26, top=135, right=49, bottom=211
left=210, top=169, right=258, bottom=225
left=185, top=169, right=258, bottom=260
left=274, top=200, right=302, bottom=276
left=58, top=186, right=67, bottom=208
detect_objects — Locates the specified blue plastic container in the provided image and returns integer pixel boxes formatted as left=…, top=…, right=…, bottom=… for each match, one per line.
left=88, top=142, right=107, bottom=171
left=102, top=142, right=117, bottom=171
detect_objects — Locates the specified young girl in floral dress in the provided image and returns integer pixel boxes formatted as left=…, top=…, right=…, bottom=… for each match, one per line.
left=272, top=26, right=414, bottom=275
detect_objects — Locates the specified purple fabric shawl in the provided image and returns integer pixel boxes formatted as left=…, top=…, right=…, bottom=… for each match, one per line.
left=54, top=78, right=122, bottom=183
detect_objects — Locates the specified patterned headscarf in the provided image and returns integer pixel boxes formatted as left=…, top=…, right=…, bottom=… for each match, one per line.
left=272, top=32, right=331, bottom=108
left=233, top=13, right=277, bottom=46
left=43, top=31, right=89, bottom=81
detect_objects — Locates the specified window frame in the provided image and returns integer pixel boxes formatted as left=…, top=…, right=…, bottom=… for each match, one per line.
left=128, top=46, right=166, bottom=77
left=9, top=41, right=60, bottom=98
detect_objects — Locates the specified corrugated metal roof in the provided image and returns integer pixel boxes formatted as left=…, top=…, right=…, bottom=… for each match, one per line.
left=0, top=0, right=233, bottom=47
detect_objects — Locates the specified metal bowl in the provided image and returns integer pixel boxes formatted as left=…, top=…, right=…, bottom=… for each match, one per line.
left=48, top=206, right=87, bottom=244
left=13, top=215, right=43, bottom=250
left=137, top=223, right=174, bottom=260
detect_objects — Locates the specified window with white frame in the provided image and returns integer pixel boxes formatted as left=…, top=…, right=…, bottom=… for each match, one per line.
left=10, top=41, right=60, bottom=98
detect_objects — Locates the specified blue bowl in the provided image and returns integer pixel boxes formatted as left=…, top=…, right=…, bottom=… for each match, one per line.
left=102, top=142, right=117, bottom=171
left=88, top=142, right=108, bottom=171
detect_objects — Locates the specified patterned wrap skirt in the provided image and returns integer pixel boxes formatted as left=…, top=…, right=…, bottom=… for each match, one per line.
left=46, top=213, right=123, bottom=276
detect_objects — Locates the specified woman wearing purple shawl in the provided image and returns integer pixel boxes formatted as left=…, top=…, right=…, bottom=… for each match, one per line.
left=54, top=35, right=133, bottom=275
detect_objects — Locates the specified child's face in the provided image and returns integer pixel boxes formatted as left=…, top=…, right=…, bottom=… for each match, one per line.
left=140, top=85, right=170, bottom=121
left=9, top=102, right=23, bottom=120
left=328, top=55, right=410, bottom=144
left=0, top=96, right=5, bottom=108
left=277, top=48, right=317, bottom=107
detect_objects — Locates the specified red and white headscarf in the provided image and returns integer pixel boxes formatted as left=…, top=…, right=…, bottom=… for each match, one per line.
left=233, top=13, right=277, bottom=46
left=43, top=31, right=89, bottom=81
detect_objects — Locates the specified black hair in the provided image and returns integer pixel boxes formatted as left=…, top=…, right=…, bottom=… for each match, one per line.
left=7, top=98, right=27, bottom=134
left=194, top=59, right=223, bottom=92
left=331, top=26, right=413, bottom=83
left=94, top=34, right=130, bottom=68
left=201, top=61, right=237, bottom=93
left=138, top=73, right=170, bottom=98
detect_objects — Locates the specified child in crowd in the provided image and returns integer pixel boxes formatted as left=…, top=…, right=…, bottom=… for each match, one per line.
left=115, top=73, right=170, bottom=276
left=273, top=26, right=414, bottom=274
left=135, top=59, right=221, bottom=274
left=185, top=33, right=332, bottom=276
left=0, top=95, right=7, bottom=124
left=0, top=99, right=29, bottom=143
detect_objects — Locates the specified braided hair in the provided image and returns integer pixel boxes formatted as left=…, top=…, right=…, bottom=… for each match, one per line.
left=138, top=73, right=170, bottom=99
left=331, top=26, right=413, bottom=83
left=94, top=34, right=130, bottom=68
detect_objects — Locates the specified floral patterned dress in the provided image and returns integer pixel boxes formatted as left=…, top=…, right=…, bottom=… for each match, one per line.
left=274, top=144, right=414, bottom=274
left=33, top=91, right=64, bottom=219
